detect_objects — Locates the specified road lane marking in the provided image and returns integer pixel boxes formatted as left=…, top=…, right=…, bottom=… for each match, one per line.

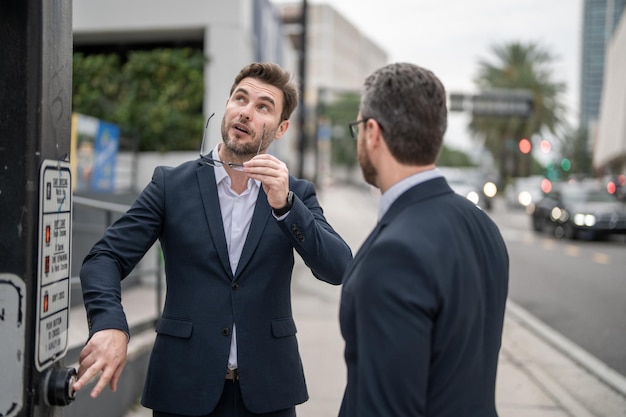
left=564, top=245, right=580, bottom=257
left=592, top=252, right=610, bottom=265
left=542, top=238, right=556, bottom=250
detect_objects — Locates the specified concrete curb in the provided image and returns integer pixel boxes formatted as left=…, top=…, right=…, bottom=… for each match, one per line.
left=506, top=300, right=626, bottom=399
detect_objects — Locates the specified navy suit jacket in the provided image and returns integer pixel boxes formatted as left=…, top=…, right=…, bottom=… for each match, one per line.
left=338, top=177, right=509, bottom=417
left=79, top=157, right=352, bottom=415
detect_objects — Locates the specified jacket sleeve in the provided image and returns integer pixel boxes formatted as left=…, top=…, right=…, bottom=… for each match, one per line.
left=348, top=238, right=434, bottom=416
left=276, top=180, right=353, bottom=284
left=79, top=166, right=166, bottom=338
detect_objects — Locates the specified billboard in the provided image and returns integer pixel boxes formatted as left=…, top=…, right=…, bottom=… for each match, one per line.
left=70, top=113, right=119, bottom=192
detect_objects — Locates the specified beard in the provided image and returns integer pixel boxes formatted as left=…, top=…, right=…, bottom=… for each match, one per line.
left=220, top=116, right=272, bottom=157
left=358, top=142, right=377, bottom=187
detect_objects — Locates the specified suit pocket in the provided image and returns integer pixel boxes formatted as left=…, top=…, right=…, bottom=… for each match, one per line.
left=271, top=317, right=297, bottom=338
left=155, top=317, right=193, bottom=339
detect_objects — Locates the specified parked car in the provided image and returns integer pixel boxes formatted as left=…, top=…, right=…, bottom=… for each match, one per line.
left=529, top=181, right=626, bottom=240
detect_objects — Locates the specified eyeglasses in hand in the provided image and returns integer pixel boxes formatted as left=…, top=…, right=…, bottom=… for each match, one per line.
left=199, top=113, right=265, bottom=171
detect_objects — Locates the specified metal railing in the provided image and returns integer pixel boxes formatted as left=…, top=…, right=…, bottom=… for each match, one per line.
left=72, top=195, right=164, bottom=317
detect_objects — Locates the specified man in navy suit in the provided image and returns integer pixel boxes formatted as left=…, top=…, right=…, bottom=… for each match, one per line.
left=338, top=63, right=509, bottom=417
left=72, top=62, right=352, bottom=417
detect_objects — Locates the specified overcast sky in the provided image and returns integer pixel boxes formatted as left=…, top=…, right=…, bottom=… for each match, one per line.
left=272, top=0, right=583, bottom=152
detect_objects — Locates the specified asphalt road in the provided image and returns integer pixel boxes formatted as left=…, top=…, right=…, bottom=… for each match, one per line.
left=490, top=201, right=626, bottom=377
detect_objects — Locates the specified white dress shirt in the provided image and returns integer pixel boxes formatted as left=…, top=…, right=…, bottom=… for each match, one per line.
left=378, top=168, right=442, bottom=221
left=211, top=144, right=261, bottom=370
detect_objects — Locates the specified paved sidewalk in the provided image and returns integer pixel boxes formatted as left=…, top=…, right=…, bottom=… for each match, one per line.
left=77, top=182, right=626, bottom=417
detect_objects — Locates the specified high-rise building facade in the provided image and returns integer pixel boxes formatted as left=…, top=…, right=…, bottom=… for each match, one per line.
left=580, top=0, right=626, bottom=128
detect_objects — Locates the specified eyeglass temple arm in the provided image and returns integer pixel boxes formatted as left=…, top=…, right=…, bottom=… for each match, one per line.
left=256, top=124, right=266, bottom=155
left=200, top=112, right=216, bottom=156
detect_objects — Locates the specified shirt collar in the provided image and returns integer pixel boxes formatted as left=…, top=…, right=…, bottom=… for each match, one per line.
left=211, top=143, right=261, bottom=190
left=378, top=167, right=442, bottom=221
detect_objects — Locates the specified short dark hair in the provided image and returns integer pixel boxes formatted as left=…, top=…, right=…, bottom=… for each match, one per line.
left=359, top=62, right=448, bottom=165
left=230, top=62, right=299, bottom=122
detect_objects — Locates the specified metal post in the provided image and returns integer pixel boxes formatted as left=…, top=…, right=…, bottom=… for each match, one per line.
left=297, top=0, right=308, bottom=179
left=0, top=1, right=76, bottom=416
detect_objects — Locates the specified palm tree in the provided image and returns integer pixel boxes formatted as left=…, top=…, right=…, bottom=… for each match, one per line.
left=469, top=41, right=568, bottom=182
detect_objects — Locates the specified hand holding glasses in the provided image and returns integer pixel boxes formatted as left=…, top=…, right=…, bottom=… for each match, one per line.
left=199, top=113, right=265, bottom=171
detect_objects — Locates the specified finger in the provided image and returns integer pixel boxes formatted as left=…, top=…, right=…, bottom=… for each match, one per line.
left=244, top=162, right=287, bottom=180
left=109, top=359, right=127, bottom=392
left=90, top=365, right=115, bottom=398
left=73, top=350, right=98, bottom=391
left=245, top=154, right=284, bottom=170
left=73, top=359, right=103, bottom=392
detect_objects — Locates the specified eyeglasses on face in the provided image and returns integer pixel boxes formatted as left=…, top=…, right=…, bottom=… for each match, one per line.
left=348, top=117, right=383, bottom=139
left=199, top=112, right=265, bottom=171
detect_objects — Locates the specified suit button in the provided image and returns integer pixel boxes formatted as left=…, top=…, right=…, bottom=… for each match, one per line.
left=222, top=328, right=230, bottom=336
left=232, top=282, right=239, bottom=290
left=290, top=224, right=305, bottom=242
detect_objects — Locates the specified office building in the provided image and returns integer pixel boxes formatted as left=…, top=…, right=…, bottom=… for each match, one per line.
left=594, top=11, right=626, bottom=174
left=579, top=0, right=626, bottom=129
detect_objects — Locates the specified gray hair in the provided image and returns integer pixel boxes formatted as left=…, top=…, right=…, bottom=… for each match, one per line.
left=359, top=62, right=448, bottom=165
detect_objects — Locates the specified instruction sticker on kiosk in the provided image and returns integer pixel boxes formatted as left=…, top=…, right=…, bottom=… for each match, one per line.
left=35, top=160, right=72, bottom=371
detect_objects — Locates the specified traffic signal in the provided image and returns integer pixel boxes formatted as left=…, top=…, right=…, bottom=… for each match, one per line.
left=545, top=161, right=559, bottom=180
left=560, top=158, right=571, bottom=172
left=518, top=138, right=532, bottom=154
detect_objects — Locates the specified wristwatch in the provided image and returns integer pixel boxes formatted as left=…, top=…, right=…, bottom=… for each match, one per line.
left=273, top=190, right=294, bottom=216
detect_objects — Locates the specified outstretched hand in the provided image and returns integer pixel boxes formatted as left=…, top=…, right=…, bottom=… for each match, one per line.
left=72, top=328, right=128, bottom=398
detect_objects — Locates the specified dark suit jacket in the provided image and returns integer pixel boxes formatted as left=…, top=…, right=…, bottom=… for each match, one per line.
left=338, top=177, right=509, bottom=417
left=79, top=157, right=352, bottom=415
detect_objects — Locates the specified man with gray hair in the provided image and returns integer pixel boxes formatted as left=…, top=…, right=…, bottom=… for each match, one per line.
left=338, top=62, right=509, bottom=417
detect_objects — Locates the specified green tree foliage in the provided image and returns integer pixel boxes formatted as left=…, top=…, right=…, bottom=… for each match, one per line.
left=560, top=126, right=593, bottom=175
left=470, top=41, right=568, bottom=180
left=437, top=145, right=475, bottom=167
left=73, top=48, right=206, bottom=151
left=316, top=91, right=360, bottom=167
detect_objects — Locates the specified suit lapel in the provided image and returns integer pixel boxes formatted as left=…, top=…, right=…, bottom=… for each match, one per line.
left=342, top=221, right=387, bottom=282
left=235, top=187, right=271, bottom=279
left=196, top=162, right=232, bottom=278
left=343, top=177, right=453, bottom=283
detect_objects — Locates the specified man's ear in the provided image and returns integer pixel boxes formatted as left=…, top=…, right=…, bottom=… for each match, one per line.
left=274, top=119, right=289, bottom=139
left=365, top=119, right=383, bottom=149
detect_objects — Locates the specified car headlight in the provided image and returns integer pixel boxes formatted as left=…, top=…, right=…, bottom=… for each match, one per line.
left=518, top=191, right=532, bottom=207
left=574, top=213, right=596, bottom=227
left=551, top=207, right=569, bottom=222
left=466, top=191, right=480, bottom=205
left=483, top=182, right=497, bottom=198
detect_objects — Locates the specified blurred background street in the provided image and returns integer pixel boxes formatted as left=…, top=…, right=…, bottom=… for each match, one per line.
left=4, top=1, right=626, bottom=416
left=63, top=0, right=626, bottom=413
left=89, top=181, right=626, bottom=417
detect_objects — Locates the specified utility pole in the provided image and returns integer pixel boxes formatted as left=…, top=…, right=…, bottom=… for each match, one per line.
left=0, top=1, right=77, bottom=416
left=297, top=0, right=308, bottom=179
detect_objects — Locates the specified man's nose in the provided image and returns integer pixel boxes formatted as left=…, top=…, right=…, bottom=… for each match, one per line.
left=240, top=106, right=251, bottom=120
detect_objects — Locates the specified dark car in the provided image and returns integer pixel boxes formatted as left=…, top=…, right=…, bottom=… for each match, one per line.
left=529, top=181, right=626, bottom=240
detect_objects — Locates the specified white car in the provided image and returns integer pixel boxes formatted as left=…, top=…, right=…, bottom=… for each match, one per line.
left=505, top=176, right=547, bottom=211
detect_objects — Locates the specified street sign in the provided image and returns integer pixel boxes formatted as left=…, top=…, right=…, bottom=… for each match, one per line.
left=35, top=160, right=72, bottom=371
left=448, top=89, right=534, bottom=118
left=0, top=274, right=26, bottom=417
left=448, top=93, right=467, bottom=112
